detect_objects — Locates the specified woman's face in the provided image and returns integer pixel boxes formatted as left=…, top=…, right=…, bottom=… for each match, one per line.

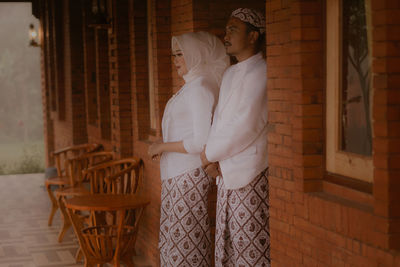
left=172, top=42, right=188, bottom=77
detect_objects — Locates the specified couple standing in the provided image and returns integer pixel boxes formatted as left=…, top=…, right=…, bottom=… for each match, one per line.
left=148, top=8, right=269, bottom=267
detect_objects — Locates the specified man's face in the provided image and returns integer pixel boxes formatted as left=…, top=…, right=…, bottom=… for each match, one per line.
left=224, top=17, right=250, bottom=57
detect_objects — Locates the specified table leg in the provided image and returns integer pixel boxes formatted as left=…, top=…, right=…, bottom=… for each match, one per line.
left=75, top=247, right=83, bottom=263
left=67, top=207, right=92, bottom=266
left=45, top=183, right=59, bottom=226
left=57, top=194, right=72, bottom=242
left=113, top=210, right=126, bottom=267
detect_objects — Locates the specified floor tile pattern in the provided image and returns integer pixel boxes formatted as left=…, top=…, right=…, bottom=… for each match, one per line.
left=0, top=174, right=81, bottom=267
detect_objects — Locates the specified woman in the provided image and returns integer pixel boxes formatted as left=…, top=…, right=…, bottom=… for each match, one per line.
left=148, top=31, right=229, bottom=267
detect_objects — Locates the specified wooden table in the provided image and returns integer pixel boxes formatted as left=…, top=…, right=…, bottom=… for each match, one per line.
left=65, top=194, right=150, bottom=267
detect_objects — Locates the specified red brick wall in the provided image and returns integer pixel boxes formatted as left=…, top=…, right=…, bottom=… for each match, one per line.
left=372, top=0, right=400, bottom=252
left=82, top=10, right=113, bottom=151
left=69, top=0, right=88, bottom=145
left=53, top=0, right=74, bottom=151
left=96, top=28, right=112, bottom=145
left=81, top=0, right=112, bottom=151
left=129, top=1, right=265, bottom=266
left=267, top=0, right=400, bottom=266
left=130, top=0, right=150, bottom=141
left=40, top=0, right=54, bottom=166
left=54, top=0, right=66, bottom=121
left=131, top=0, right=173, bottom=263
left=45, top=0, right=56, bottom=113
left=49, top=0, right=87, bottom=152
left=42, top=0, right=120, bottom=164
left=171, top=0, right=194, bottom=91
left=82, top=9, right=97, bottom=126
left=109, top=0, right=134, bottom=158
left=40, top=0, right=400, bottom=266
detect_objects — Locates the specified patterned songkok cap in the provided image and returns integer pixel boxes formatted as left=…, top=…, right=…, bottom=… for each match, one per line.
left=231, top=8, right=266, bottom=34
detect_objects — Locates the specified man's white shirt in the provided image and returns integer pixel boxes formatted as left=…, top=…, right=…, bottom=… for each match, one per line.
left=205, top=52, right=268, bottom=190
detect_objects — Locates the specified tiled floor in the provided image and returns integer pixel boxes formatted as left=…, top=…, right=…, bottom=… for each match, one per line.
left=0, top=174, right=153, bottom=267
left=0, top=173, right=81, bottom=267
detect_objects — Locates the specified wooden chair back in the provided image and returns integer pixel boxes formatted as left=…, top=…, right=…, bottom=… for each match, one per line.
left=52, top=143, right=102, bottom=178
left=84, top=158, right=143, bottom=195
left=67, top=151, right=114, bottom=187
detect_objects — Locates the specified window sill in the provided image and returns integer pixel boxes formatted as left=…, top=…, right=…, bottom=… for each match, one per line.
left=321, top=172, right=373, bottom=209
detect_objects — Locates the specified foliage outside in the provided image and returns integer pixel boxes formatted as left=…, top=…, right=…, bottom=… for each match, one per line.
left=0, top=142, right=45, bottom=175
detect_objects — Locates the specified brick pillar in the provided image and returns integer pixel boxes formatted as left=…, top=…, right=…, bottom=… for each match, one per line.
left=152, top=0, right=172, bottom=137
left=288, top=0, right=324, bottom=192
left=267, top=0, right=324, bottom=265
left=371, top=0, right=400, bottom=250
left=96, top=28, right=111, bottom=142
left=45, top=0, right=57, bottom=112
left=67, top=0, right=88, bottom=144
left=82, top=1, right=98, bottom=127
left=109, top=0, right=133, bottom=157
left=40, top=0, right=55, bottom=166
left=54, top=0, right=66, bottom=120
left=193, top=0, right=209, bottom=31
left=266, top=1, right=296, bottom=265
left=130, top=0, right=150, bottom=141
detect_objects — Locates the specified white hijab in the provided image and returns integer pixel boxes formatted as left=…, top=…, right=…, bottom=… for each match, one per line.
left=171, top=31, right=229, bottom=87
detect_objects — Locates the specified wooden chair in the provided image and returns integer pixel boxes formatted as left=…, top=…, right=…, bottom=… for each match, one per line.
left=67, top=157, right=146, bottom=267
left=45, top=143, right=102, bottom=226
left=83, top=158, right=143, bottom=229
left=55, top=151, right=114, bottom=242
left=86, top=158, right=143, bottom=196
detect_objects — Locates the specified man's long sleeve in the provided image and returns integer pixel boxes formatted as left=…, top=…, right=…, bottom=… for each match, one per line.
left=205, top=71, right=267, bottom=162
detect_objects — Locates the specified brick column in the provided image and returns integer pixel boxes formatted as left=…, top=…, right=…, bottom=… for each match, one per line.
left=371, top=0, right=400, bottom=250
left=82, top=2, right=98, bottom=127
left=290, top=0, right=324, bottom=192
left=95, top=28, right=111, bottom=142
left=267, top=0, right=324, bottom=265
left=130, top=0, right=150, bottom=141
left=67, top=0, right=88, bottom=144
left=151, top=0, right=172, bottom=137
left=54, top=0, right=65, bottom=120
left=109, top=0, right=133, bottom=157
left=40, top=0, right=55, bottom=166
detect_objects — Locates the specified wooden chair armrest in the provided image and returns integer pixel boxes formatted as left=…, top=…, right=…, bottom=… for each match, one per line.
left=105, top=164, right=138, bottom=183
left=52, top=143, right=102, bottom=156
left=84, top=157, right=141, bottom=175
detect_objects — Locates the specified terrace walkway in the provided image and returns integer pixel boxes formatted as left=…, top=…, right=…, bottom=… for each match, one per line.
left=0, top=173, right=152, bottom=267
left=0, top=173, right=81, bottom=266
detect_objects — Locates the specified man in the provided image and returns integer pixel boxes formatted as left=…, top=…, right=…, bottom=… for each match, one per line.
left=201, top=8, right=269, bottom=267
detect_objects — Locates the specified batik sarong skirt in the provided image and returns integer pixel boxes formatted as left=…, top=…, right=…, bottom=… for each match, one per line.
left=159, top=167, right=212, bottom=267
left=215, top=168, right=270, bottom=267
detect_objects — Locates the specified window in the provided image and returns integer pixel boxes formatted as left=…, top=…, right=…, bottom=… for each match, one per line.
left=326, top=0, right=373, bottom=182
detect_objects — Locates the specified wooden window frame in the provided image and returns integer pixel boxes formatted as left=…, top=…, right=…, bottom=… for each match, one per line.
left=325, top=0, right=373, bottom=183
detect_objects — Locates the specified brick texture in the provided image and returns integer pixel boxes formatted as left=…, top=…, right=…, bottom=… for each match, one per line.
left=39, top=0, right=55, bottom=166
left=267, top=0, right=400, bottom=266
left=39, top=0, right=400, bottom=266
left=109, top=0, right=134, bottom=158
